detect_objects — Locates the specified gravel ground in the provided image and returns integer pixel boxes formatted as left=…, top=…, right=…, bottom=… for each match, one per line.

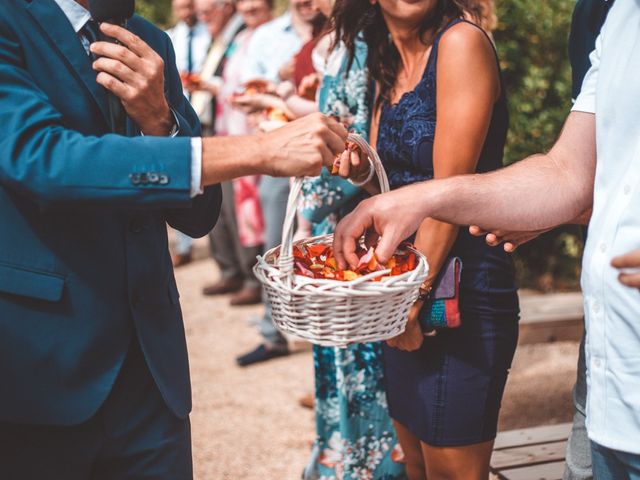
left=175, top=255, right=579, bottom=480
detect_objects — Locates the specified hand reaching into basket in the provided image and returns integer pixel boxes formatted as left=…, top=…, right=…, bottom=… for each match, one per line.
left=333, top=184, right=428, bottom=270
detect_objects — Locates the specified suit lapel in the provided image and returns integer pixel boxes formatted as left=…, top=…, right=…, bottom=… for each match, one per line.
left=26, top=0, right=111, bottom=126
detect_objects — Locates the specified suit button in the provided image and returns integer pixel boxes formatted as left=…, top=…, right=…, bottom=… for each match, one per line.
left=139, top=173, right=149, bottom=185
left=148, top=173, right=160, bottom=184
left=159, top=174, right=170, bottom=185
left=129, top=173, right=141, bottom=185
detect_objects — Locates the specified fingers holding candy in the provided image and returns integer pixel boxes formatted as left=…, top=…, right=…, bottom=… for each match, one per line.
left=331, top=141, right=371, bottom=182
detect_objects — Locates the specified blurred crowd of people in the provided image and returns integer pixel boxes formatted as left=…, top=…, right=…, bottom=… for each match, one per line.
left=167, top=0, right=333, bottom=367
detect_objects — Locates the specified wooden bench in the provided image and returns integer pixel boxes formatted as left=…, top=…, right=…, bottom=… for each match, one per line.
left=518, top=293, right=584, bottom=345
left=490, top=423, right=572, bottom=480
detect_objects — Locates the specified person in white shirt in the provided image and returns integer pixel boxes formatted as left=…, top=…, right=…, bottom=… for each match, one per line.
left=166, top=0, right=211, bottom=91
left=240, top=0, right=314, bottom=84
left=235, top=0, right=318, bottom=367
left=332, top=1, right=640, bottom=477
left=166, top=0, right=212, bottom=268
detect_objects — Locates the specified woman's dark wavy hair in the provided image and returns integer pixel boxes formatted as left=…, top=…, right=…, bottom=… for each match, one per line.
left=332, top=0, right=484, bottom=108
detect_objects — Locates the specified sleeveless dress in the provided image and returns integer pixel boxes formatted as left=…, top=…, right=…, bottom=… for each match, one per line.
left=377, top=18, right=520, bottom=446
left=301, top=40, right=407, bottom=480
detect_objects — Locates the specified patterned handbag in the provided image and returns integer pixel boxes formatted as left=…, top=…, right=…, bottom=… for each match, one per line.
left=418, top=257, right=463, bottom=334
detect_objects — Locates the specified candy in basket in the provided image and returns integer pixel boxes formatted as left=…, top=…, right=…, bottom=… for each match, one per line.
left=254, top=134, right=429, bottom=347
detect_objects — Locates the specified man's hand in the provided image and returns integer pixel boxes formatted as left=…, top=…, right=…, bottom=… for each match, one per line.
left=257, top=113, right=347, bottom=177
left=612, top=249, right=640, bottom=289
left=468, top=207, right=591, bottom=252
left=386, top=301, right=425, bottom=351
left=468, top=225, right=550, bottom=252
left=333, top=185, right=428, bottom=269
left=90, top=23, right=173, bottom=136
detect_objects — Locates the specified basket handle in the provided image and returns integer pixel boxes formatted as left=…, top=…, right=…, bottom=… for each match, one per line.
left=278, top=133, right=391, bottom=276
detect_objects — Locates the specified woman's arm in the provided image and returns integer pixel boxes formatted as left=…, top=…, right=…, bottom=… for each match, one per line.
left=390, top=22, right=502, bottom=350
left=416, top=22, right=500, bottom=284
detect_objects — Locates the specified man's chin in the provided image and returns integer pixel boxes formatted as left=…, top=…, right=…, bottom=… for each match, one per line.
left=295, top=7, right=316, bottom=22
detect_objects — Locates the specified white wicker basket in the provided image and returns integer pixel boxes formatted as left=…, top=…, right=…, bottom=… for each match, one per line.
left=254, top=134, right=429, bottom=347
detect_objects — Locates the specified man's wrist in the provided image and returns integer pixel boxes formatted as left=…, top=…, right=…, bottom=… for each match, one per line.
left=418, top=180, right=442, bottom=222
left=141, top=104, right=174, bottom=136
left=254, top=133, right=272, bottom=176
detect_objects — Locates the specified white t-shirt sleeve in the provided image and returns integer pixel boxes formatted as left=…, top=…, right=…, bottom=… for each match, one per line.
left=572, top=32, right=603, bottom=114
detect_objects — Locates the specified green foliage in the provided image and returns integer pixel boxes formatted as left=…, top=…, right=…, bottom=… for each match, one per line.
left=494, top=0, right=582, bottom=291
left=136, top=0, right=173, bottom=29
left=494, top=0, right=575, bottom=165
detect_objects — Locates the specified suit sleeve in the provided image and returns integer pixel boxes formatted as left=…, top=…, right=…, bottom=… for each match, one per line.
left=161, top=33, right=222, bottom=238
left=0, top=19, right=193, bottom=209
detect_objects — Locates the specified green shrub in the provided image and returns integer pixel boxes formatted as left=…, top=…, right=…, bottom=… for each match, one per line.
left=137, top=0, right=173, bottom=29
left=494, top=0, right=575, bottom=165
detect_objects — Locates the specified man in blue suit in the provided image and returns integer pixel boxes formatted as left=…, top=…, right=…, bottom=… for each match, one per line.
left=0, top=0, right=346, bottom=478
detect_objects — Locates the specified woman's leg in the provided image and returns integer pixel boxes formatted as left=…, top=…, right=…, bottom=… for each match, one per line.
left=393, top=420, right=427, bottom=480
left=421, top=440, right=494, bottom=480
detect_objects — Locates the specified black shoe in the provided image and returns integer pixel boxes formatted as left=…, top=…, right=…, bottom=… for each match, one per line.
left=236, top=344, right=289, bottom=367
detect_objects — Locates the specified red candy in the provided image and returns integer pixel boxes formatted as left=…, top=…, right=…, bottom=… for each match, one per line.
left=291, top=243, right=417, bottom=281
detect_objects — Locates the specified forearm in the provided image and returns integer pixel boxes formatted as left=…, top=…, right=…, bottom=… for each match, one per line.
left=571, top=207, right=592, bottom=226
left=200, top=135, right=263, bottom=185
left=424, top=151, right=592, bottom=231
left=422, top=112, right=596, bottom=231
left=200, top=113, right=348, bottom=186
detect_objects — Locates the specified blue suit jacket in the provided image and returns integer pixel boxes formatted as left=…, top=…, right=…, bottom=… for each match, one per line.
left=0, top=0, right=222, bottom=425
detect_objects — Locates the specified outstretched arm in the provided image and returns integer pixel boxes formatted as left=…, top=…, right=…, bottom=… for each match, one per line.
left=0, top=20, right=346, bottom=209
left=334, top=111, right=596, bottom=267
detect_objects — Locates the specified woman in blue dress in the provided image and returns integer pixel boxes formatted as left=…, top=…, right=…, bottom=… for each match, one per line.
left=300, top=38, right=407, bottom=480
left=333, top=1, right=519, bottom=479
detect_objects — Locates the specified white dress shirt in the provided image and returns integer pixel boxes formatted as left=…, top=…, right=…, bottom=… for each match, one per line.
left=53, top=0, right=202, bottom=197
left=166, top=21, right=210, bottom=75
left=572, top=0, right=640, bottom=455
left=240, top=12, right=303, bottom=83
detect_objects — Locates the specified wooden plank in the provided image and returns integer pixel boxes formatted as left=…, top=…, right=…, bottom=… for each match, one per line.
left=497, top=461, right=565, bottom=480
left=518, top=293, right=584, bottom=324
left=494, top=423, right=572, bottom=450
left=518, top=293, right=584, bottom=344
left=491, top=440, right=567, bottom=470
left=518, top=319, right=584, bottom=344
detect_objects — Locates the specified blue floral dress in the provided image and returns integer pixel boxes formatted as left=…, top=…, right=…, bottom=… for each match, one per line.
left=301, top=40, right=407, bottom=480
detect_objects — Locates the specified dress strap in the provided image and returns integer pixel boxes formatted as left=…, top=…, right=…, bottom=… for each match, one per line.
left=425, top=17, right=504, bottom=95
left=425, top=17, right=466, bottom=74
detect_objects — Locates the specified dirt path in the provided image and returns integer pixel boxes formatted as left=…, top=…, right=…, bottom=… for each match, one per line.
left=175, top=256, right=579, bottom=480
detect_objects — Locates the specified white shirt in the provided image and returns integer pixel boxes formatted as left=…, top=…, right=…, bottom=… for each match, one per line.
left=572, top=0, right=640, bottom=455
left=166, top=21, right=210, bottom=75
left=241, top=12, right=303, bottom=83
left=53, top=0, right=202, bottom=197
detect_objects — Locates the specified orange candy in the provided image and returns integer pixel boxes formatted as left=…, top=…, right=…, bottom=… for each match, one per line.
left=291, top=243, right=417, bottom=281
